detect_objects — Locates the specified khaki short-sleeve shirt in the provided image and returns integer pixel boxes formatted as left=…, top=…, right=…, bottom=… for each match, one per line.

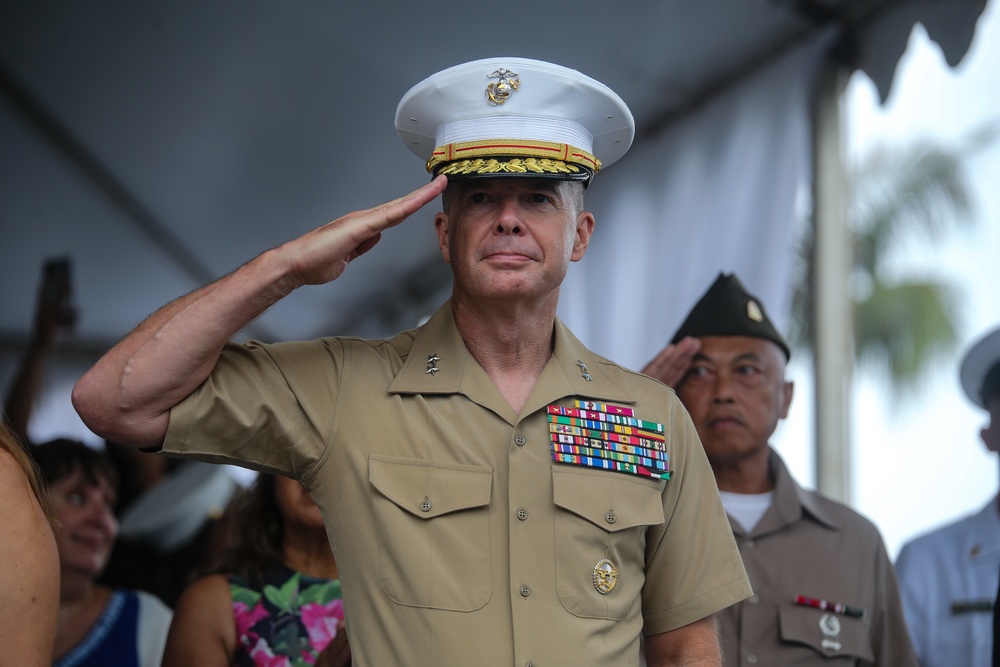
left=164, top=302, right=751, bottom=666
left=718, top=450, right=918, bottom=666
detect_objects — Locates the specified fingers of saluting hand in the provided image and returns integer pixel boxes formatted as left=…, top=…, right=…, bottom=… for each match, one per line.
left=373, top=174, right=449, bottom=231
left=285, top=175, right=448, bottom=287
left=641, top=336, right=701, bottom=389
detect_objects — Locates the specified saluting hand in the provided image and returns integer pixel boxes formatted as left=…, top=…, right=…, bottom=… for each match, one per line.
left=278, top=175, right=448, bottom=289
left=640, top=336, right=701, bottom=390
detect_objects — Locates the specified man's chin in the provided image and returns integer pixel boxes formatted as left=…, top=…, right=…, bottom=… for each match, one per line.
left=703, top=441, right=765, bottom=464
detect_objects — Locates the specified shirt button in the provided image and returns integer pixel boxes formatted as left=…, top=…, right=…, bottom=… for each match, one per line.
left=744, top=538, right=755, bottom=548
left=746, top=655, right=758, bottom=665
left=747, top=595, right=759, bottom=605
left=525, top=663, right=534, bottom=667
left=519, top=585, right=531, bottom=597
left=605, top=510, right=617, bottom=524
left=514, top=434, right=526, bottom=446
left=420, top=497, right=432, bottom=512
left=516, top=507, right=528, bottom=521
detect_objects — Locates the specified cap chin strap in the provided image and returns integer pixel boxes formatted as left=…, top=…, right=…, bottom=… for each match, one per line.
left=426, top=139, right=599, bottom=176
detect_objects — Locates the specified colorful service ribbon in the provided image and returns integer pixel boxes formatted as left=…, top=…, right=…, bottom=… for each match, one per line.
left=794, top=595, right=866, bottom=619
left=547, top=400, right=668, bottom=480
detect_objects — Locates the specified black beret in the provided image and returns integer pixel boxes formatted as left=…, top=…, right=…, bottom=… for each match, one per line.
left=671, top=273, right=790, bottom=360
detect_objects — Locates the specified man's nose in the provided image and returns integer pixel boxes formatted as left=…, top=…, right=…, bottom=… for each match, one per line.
left=494, top=198, right=524, bottom=235
left=711, top=371, right=735, bottom=403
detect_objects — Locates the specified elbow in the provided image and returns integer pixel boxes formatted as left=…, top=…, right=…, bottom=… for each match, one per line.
left=72, top=375, right=167, bottom=450
left=71, top=371, right=112, bottom=437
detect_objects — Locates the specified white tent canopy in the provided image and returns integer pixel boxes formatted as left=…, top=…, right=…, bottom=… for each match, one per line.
left=0, top=0, right=986, bottom=465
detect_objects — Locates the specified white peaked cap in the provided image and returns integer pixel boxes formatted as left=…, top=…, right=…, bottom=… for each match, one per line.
left=396, top=57, right=634, bottom=185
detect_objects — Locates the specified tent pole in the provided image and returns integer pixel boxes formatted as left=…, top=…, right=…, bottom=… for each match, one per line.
left=811, top=58, right=853, bottom=504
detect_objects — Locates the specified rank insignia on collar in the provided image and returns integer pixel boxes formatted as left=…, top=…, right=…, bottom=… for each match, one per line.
left=546, top=400, right=669, bottom=480
left=426, top=354, right=441, bottom=375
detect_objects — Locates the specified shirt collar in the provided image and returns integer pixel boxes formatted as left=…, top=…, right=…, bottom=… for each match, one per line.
left=389, top=300, right=635, bottom=423
left=753, top=448, right=841, bottom=534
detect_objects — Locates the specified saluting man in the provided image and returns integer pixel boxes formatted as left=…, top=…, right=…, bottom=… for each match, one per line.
left=73, top=57, right=751, bottom=666
left=895, top=324, right=1000, bottom=667
left=642, top=272, right=918, bottom=665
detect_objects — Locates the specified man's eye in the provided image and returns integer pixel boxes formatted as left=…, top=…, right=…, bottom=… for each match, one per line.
left=468, top=192, right=488, bottom=204
left=687, top=366, right=709, bottom=377
left=67, top=492, right=85, bottom=505
left=737, top=365, right=761, bottom=375
left=530, top=193, right=551, bottom=203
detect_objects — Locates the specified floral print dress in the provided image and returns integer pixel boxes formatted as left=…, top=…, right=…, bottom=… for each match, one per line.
left=229, top=564, right=344, bottom=667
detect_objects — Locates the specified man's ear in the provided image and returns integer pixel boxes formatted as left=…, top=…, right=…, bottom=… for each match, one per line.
left=571, top=211, right=596, bottom=262
left=434, top=212, right=451, bottom=264
left=780, top=380, right=794, bottom=420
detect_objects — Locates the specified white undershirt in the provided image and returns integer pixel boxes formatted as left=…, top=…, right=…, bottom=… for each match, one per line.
left=719, top=490, right=774, bottom=533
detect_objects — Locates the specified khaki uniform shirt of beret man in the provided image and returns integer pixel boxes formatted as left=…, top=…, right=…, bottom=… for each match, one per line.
left=73, top=57, right=751, bottom=666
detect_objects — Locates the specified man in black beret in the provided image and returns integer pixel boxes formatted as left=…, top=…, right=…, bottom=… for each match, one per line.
left=894, top=324, right=1000, bottom=667
left=642, top=272, right=918, bottom=665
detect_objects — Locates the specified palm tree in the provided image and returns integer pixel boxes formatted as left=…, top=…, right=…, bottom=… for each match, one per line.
left=789, top=125, right=994, bottom=397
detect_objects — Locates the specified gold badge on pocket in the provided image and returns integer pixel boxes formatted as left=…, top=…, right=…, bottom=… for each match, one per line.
left=593, top=558, right=619, bottom=595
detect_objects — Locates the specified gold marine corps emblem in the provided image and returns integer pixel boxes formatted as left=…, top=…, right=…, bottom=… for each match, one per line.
left=593, top=558, right=619, bottom=595
left=486, top=67, right=520, bottom=106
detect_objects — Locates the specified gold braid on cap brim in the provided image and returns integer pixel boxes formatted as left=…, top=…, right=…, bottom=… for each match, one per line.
left=427, top=139, right=600, bottom=179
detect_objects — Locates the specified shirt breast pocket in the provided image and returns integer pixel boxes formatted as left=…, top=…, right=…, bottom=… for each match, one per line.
left=778, top=605, right=874, bottom=663
left=552, top=466, right=665, bottom=620
left=369, top=455, right=493, bottom=611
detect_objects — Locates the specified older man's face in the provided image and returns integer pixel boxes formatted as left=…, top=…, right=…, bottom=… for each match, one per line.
left=434, top=178, right=593, bottom=306
left=676, top=335, right=793, bottom=469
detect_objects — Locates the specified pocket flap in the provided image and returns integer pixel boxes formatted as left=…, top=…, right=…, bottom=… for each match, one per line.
left=369, top=454, right=492, bottom=519
left=778, top=605, right=874, bottom=661
left=552, top=466, right=664, bottom=532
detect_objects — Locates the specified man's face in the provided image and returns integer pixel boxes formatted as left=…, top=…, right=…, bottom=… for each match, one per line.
left=434, top=178, right=593, bottom=304
left=676, top=335, right=793, bottom=467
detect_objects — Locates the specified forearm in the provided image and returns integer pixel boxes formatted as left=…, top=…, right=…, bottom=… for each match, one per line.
left=72, top=176, right=447, bottom=449
left=644, top=616, right=721, bottom=666
left=2, top=338, right=53, bottom=442
left=73, top=247, right=297, bottom=448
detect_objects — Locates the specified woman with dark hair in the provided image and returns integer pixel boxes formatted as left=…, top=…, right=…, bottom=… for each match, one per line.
left=162, top=473, right=350, bottom=666
left=0, top=420, right=59, bottom=666
left=33, top=438, right=173, bottom=667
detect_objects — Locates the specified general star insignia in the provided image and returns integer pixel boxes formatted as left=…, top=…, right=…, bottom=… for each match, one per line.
left=426, top=354, right=441, bottom=375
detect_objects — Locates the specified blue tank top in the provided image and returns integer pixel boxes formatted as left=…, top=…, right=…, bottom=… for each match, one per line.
left=54, top=589, right=141, bottom=667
